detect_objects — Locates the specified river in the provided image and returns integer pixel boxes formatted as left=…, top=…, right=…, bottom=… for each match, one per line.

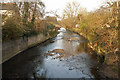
left=2, top=28, right=99, bottom=79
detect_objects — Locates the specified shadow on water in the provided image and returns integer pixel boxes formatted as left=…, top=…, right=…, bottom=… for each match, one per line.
left=2, top=29, right=101, bottom=79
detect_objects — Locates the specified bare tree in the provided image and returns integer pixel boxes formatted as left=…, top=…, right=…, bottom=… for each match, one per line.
left=61, top=1, right=86, bottom=28
left=63, top=1, right=80, bottom=19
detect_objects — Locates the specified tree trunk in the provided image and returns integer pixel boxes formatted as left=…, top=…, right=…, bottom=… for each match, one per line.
left=31, top=3, right=37, bottom=26
left=23, top=2, right=29, bottom=25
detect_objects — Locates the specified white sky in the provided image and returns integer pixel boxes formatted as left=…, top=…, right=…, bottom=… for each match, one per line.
left=42, top=0, right=105, bottom=16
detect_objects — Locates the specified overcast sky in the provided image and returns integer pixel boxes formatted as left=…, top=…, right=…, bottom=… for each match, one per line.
left=42, top=0, right=105, bottom=17
left=1, top=0, right=112, bottom=17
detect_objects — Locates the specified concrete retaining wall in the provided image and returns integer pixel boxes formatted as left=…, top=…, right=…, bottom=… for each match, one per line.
left=2, top=34, right=48, bottom=63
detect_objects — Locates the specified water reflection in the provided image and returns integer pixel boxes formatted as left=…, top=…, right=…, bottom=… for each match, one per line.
left=2, top=30, right=98, bottom=79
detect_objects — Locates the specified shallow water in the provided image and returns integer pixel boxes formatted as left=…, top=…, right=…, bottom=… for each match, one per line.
left=2, top=30, right=98, bottom=79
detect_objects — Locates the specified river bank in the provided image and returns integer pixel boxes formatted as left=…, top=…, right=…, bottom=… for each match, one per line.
left=81, top=35, right=118, bottom=79
left=2, top=32, right=57, bottom=63
left=68, top=29, right=119, bottom=79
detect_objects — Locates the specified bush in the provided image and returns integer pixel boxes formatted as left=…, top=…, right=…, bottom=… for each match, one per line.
left=2, top=16, right=24, bottom=41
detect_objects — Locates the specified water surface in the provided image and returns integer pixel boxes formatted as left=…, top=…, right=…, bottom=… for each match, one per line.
left=3, top=29, right=98, bottom=79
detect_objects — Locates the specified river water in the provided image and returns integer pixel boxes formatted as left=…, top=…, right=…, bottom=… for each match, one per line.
left=2, top=29, right=99, bottom=79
